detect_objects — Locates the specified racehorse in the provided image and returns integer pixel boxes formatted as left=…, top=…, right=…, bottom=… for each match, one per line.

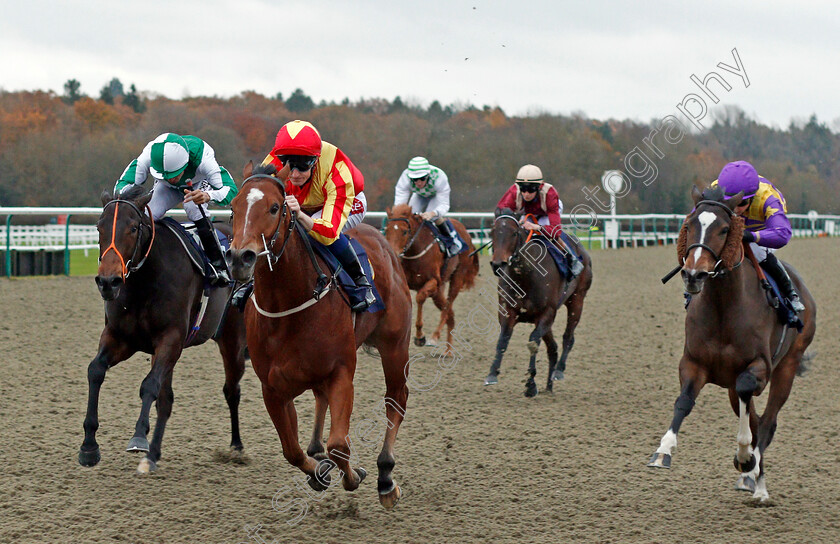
left=385, top=204, right=479, bottom=349
left=226, top=163, right=412, bottom=508
left=79, top=186, right=248, bottom=474
left=486, top=208, right=593, bottom=397
left=648, top=186, right=816, bottom=502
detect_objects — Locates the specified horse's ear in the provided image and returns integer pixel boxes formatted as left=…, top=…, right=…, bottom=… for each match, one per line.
left=691, top=185, right=703, bottom=205
left=724, top=191, right=744, bottom=211
left=100, top=190, right=113, bottom=207
left=243, top=160, right=254, bottom=179
left=385, top=206, right=392, bottom=216
left=494, top=207, right=502, bottom=217
left=137, top=190, right=153, bottom=209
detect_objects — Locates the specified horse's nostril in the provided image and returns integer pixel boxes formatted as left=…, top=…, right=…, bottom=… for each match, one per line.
left=108, top=277, right=122, bottom=289
left=242, top=250, right=257, bottom=267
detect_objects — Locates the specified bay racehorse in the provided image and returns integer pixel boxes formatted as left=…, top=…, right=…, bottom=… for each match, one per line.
left=385, top=204, right=479, bottom=349
left=648, top=186, right=816, bottom=502
left=80, top=186, right=248, bottom=474
left=226, top=163, right=412, bottom=508
left=486, top=208, right=593, bottom=396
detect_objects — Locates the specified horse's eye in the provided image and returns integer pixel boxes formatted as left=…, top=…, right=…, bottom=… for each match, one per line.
left=721, top=227, right=729, bottom=235
left=131, top=226, right=138, bottom=233
left=270, top=203, right=280, bottom=215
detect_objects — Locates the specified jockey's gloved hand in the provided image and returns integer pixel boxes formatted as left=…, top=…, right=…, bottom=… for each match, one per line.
left=742, top=230, right=756, bottom=243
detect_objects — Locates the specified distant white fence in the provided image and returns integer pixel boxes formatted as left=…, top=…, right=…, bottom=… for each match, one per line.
left=2, top=207, right=838, bottom=276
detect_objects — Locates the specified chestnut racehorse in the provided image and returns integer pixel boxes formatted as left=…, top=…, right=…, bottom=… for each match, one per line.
left=80, top=186, right=248, bottom=474
left=648, top=186, right=816, bottom=502
left=487, top=208, right=593, bottom=396
left=226, top=164, right=412, bottom=508
left=385, top=204, right=479, bottom=348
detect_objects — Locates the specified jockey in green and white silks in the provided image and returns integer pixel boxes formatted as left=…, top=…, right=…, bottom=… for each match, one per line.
left=114, top=133, right=238, bottom=286
left=394, top=156, right=462, bottom=257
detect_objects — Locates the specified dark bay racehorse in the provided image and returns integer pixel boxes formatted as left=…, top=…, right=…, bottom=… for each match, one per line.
left=486, top=208, right=593, bottom=396
left=226, top=163, right=412, bottom=508
left=385, top=204, right=479, bottom=349
left=79, top=186, right=248, bottom=474
left=648, top=186, right=816, bottom=502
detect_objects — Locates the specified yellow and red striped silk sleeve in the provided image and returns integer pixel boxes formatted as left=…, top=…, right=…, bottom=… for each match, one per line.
left=308, top=157, right=356, bottom=245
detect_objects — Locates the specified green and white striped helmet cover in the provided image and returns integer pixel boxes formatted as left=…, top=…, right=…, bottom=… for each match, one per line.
left=149, top=133, right=189, bottom=180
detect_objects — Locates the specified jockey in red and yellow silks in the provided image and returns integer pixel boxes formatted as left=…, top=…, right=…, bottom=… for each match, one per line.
left=260, top=120, right=374, bottom=311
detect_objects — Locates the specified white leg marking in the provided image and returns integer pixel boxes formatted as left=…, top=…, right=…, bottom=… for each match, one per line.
left=655, top=429, right=678, bottom=455
left=244, top=188, right=265, bottom=234
left=752, top=473, right=769, bottom=501
left=693, top=211, right=717, bottom=263
left=736, top=398, right=753, bottom=463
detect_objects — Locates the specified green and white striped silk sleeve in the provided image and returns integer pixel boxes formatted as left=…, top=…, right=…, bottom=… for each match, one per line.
left=207, top=166, right=238, bottom=207
left=114, top=143, right=154, bottom=194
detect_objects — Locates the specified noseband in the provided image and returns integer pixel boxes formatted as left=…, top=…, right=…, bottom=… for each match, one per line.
left=493, top=214, right=526, bottom=266
left=241, top=174, right=297, bottom=270
left=387, top=216, right=435, bottom=259
left=100, top=199, right=156, bottom=279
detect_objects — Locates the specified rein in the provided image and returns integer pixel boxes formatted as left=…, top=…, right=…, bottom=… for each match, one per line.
left=493, top=214, right=526, bottom=266
left=388, top=216, right=436, bottom=259
left=100, top=199, right=156, bottom=279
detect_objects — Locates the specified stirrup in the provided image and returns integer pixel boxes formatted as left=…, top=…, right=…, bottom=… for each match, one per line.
left=788, top=295, right=805, bottom=313
left=570, top=258, right=584, bottom=276
left=209, top=263, right=231, bottom=287
left=351, top=277, right=376, bottom=312
left=231, top=281, right=253, bottom=311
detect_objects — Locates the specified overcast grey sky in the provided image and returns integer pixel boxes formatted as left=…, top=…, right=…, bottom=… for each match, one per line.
left=2, top=0, right=838, bottom=129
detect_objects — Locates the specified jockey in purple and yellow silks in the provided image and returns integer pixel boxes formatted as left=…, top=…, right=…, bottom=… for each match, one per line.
left=260, top=120, right=374, bottom=311
left=711, top=160, right=804, bottom=312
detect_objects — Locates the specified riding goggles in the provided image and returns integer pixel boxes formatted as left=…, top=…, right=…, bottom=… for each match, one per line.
left=410, top=174, right=430, bottom=183
left=277, top=154, right=318, bottom=171
left=517, top=182, right=541, bottom=193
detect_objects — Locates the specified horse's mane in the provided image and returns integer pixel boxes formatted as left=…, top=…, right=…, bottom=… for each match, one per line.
left=496, top=207, right=518, bottom=218
left=251, top=163, right=276, bottom=176
left=391, top=203, right=413, bottom=218
left=701, top=185, right=726, bottom=202
left=117, top=185, right=146, bottom=202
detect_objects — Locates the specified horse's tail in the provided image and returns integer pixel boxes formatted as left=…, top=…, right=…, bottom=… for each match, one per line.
left=459, top=248, right=480, bottom=291
left=797, top=350, right=816, bottom=377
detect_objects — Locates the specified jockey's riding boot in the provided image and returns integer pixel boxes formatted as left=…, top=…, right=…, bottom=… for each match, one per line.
left=568, top=253, right=585, bottom=277
left=437, top=219, right=463, bottom=258
left=195, top=217, right=231, bottom=287
left=763, top=253, right=805, bottom=312
left=231, top=281, right=254, bottom=312
left=330, top=238, right=376, bottom=312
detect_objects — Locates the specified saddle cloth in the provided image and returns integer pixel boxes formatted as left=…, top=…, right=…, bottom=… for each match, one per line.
left=529, top=232, right=580, bottom=281
left=309, top=234, right=386, bottom=313
left=426, top=220, right=470, bottom=256
left=157, top=218, right=229, bottom=282
left=759, top=261, right=804, bottom=332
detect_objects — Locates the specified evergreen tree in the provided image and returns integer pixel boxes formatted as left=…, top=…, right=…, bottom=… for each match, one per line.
left=62, top=79, right=83, bottom=104
left=285, top=88, right=314, bottom=113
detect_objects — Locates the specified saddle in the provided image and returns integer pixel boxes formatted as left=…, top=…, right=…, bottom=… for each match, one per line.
left=527, top=232, right=580, bottom=281
left=425, top=220, right=469, bottom=257
left=308, top=235, right=386, bottom=314
left=157, top=218, right=229, bottom=286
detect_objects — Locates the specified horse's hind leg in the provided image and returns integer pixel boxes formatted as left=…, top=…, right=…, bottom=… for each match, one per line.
left=414, top=279, right=439, bottom=346
left=375, top=343, right=409, bottom=509
left=79, top=332, right=134, bottom=467
left=648, top=359, right=707, bottom=469
left=217, top=317, right=247, bottom=451
left=429, top=282, right=451, bottom=347
left=142, top=371, right=174, bottom=472
left=306, top=390, right=328, bottom=460
left=524, top=312, right=556, bottom=397
left=438, top=273, right=466, bottom=349
left=554, top=288, right=587, bottom=380
left=543, top=330, right=559, bottom=392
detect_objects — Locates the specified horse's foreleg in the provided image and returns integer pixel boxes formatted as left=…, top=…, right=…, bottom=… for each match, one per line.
left=146, top=370, right=174, bottom=468
left=218, top=314, right=247, bottom=451
left=555, top=289, right=587, bottom=380
left=262, top=385, right=321, bottom=487
left=439, top=274, right=465, bottom=349
left=524, top=314, right=555, bottom=397
left=429, top=282, right=450, bottom=347
left=376, top=344, right=409, bottom=509
left=648, top=359, right=707, bottom=469
left=324, top=368, right=366, bottom=493
left=79, top=332, right=133, bottom=467
left=731, top=360, right=769, bottom=486
left=543, top=330, right=559, bottom=392
left=129, top=333, right=182, bottom=468
left=414, top=278, right=439, bottom=346
left=485, top=316, right=515, bottom=385
left=306, top=390, right=328, bottom=460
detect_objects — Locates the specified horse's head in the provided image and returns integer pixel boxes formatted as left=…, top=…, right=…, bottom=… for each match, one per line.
left=490, top=207, right=523, bottom=276
left=384, top=203, right=421, bottom=256
left=678, top=185, right=745, bottom=294
left=227, top=161, right=290, bottom=282
left=94, top=186, right=154, bottom=300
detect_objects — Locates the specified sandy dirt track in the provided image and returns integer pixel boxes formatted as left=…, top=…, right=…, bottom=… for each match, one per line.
left=1, top=238, right=839, bottom=544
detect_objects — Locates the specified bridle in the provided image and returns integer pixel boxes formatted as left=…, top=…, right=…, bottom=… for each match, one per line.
left=683, top=199, right=744, bottom=277
left=492, top=214, right=526, bottom=266
left=241, top=173, right=297, bottom=271
left=387, top=216, right=436, bottom=259
left=100, top=199, right=156, bottom=279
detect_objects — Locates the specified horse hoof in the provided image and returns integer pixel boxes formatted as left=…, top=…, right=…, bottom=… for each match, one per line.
left=733, top=454, right=756, bottom=473
left=545, top=381, right=554, bottom=393
left=735, top=475, right=756, bottom=492
left=425, top=339, right=438, bottom=348
left=647, top=452, right=671, bottom=468
left=311, top=451, right=329, bottom=462
left=379, top=482, right=401, bottom=509
left=524, top=383, right=538, bottom=397
left=136, top=457, right=157, bottom=475
left=551, top=370, right=565, bottom=381
left=355, top=467, right=367, bottom=484
left=414, top=337, right=426, bottom=347
left=126, top=437, right=150, bottom=453
left=483, top=374, right=498, bottom=386
left=78, top=447, right=101, bottom=467
left=308, top=460, right=333, bottom=492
